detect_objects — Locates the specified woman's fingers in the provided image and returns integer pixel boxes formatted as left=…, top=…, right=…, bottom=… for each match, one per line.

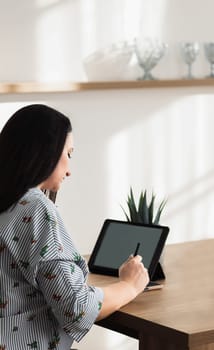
left=133, top=255, right=143, bottom=263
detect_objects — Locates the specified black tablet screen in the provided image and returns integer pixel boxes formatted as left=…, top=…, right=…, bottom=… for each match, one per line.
left=89, top=220, right=169, bottom=278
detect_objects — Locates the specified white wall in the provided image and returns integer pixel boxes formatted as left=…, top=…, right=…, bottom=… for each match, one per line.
left=1, top=1, right=214, bottom=349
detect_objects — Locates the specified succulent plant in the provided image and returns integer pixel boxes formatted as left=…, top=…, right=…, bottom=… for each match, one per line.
left=121, top=187, right=166, bottom=225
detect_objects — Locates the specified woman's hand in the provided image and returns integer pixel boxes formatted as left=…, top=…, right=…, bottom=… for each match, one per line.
left=96, top=255, right=150, bottom=321
left=119, top=255, right=150, bottom=297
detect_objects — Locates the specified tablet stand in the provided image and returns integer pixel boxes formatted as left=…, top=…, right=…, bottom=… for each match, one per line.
left=151, top=262, right=165, bottom=281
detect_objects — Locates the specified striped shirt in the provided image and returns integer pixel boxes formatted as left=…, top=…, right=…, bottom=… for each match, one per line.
left=0, top=188, right=103, bottom=350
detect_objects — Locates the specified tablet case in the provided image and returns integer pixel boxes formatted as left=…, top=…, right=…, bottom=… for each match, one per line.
left=151, top=261, right=165, bottom=281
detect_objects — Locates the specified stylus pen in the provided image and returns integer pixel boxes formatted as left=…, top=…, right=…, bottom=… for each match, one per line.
left=134, top=242, right=141, bottom=256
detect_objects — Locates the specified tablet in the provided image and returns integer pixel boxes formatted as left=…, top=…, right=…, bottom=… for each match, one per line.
left=88, top=219, right=169, bottom=280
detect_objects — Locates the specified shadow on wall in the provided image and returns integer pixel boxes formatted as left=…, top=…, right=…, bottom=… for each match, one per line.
left=165, top=169, right=214, bottom=219
left=0, top=0, right=83, bottom=82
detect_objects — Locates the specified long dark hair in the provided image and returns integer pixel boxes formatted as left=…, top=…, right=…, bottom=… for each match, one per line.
left=0, top=104, right=72, bottom=213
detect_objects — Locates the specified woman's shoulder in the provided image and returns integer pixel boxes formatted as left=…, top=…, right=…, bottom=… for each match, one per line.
left=17, top=188, right=57, bottom=218
left=22, top=188, right=54, bottom=207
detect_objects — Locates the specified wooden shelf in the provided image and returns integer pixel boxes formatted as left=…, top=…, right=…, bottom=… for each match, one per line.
left=0, top=79, right=214, bottom=94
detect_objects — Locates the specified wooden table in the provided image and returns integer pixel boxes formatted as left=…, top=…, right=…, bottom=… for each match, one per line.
left=87, top=239, right=214, bottom=350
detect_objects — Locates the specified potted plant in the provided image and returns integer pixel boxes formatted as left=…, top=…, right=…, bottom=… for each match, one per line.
left=121, top=187, right=167, bottom=280
left=121, top=187, right=166, bottom=225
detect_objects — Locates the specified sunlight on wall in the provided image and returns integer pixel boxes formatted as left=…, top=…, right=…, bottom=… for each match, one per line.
left=80, top=0, right=155, bottom=56
left=34, top=3, right=68, bottom=81
left=79, top=0, right=139, bottom=65
left=106, top=130, right=129, bottom=218
left=139, top=0, right=167, bottom=37
left=80, top=0, right=96, bottom=56
left=34, top=0, right=84, bottom=81
left=122, top=0, right=142, bottom=39
left=107, top=94, right=214, bottom=244
left=163, top=95, right=214, bottom=242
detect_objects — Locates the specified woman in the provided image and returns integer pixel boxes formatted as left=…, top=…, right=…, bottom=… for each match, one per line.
left=0, top=104, right=149, bottom=350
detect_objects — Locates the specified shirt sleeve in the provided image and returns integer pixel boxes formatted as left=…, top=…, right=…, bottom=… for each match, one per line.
left=14, top=191, right=104, bottom=342
left=36, top=259, right=103, bottom=342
